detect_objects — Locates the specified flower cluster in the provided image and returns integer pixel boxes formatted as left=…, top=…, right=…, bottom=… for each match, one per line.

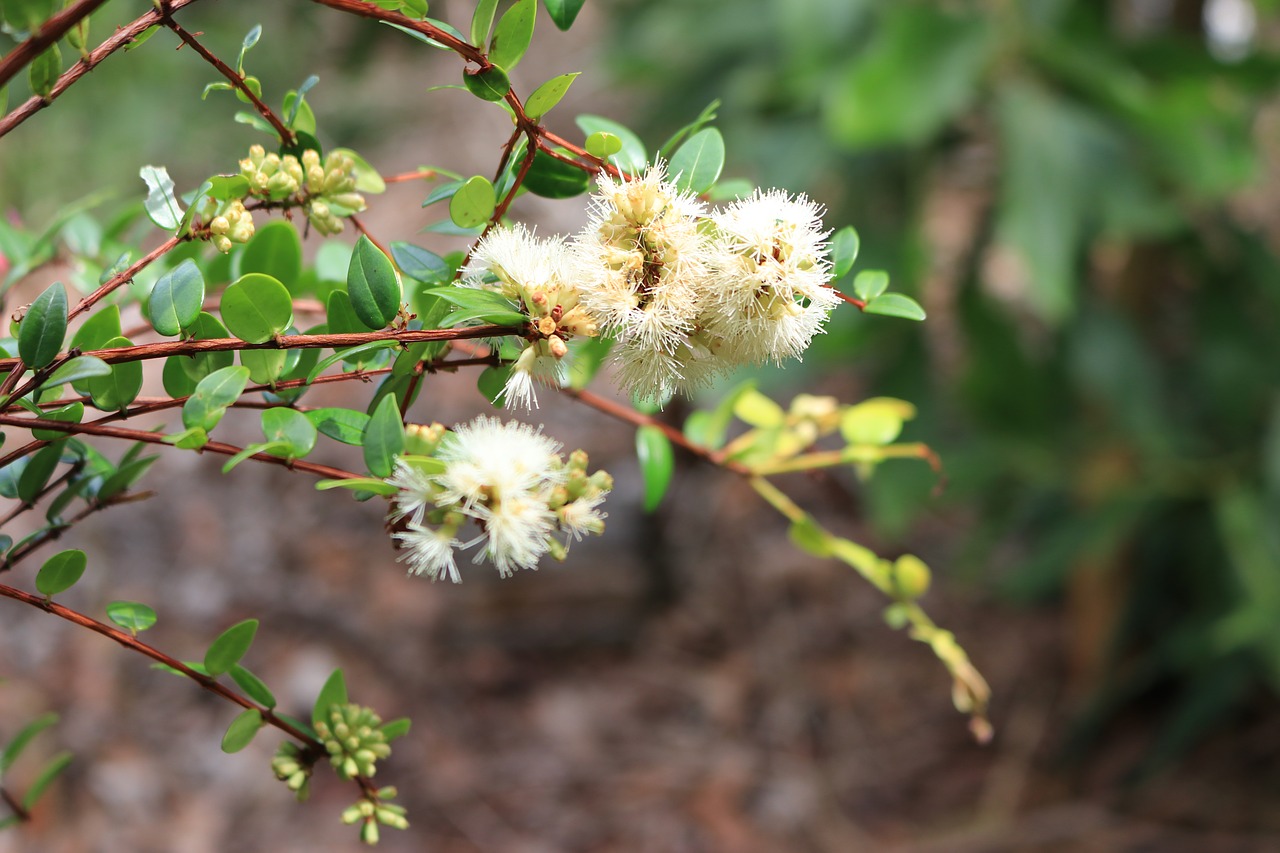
left=462, top=165, right=836, bottom=405
left=314, top=703, right=392, bottom=780
left=206, top=198, right=255, bottom=254
left=237, top=144, right=367, bottom=235
left=386, top=417, right=611, bottom=581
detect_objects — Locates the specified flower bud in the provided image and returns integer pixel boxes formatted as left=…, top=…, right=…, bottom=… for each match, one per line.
left=209, top=216, right=230, bottom=236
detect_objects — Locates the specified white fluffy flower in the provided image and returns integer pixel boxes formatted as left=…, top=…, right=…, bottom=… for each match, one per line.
left=703, top=189, right=838, bottom=365
left=386, top=458, right=438, bottom=525
left=393, top=522, right=461, bottom=583
left=434, top=416, right=565, bottom=509
left=574, top=164, right=712, bottom=397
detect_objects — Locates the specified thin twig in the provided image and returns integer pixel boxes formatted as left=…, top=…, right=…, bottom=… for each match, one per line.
left=0, top=0, right=114, bottom=91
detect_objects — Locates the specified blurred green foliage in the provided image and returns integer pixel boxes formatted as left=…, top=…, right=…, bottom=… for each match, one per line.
left=606, top=0, right=1280, bottom=773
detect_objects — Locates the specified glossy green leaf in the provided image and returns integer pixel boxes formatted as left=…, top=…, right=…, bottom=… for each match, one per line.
left=220, top=708, right=264, bottom=754
left=183, top=365, right=250, bottom=430
left=347, top=235, right=401, bottom=330
left=658, top=99, right=720, bottom=160
left=229, top=664, right=276, bottom=709
left=489, top=0, right=536, bottom=71
left=28, top=43, right=60, bottom=99
left=636, top=425, right=674, bottom=513
left=261, top=407, right=317, bottom=459
left=544, top=0, right=586, bottom=30
left=421, top=178, right=464, bottom=208
left=669, top=127, right=724, bottom=194
left=525, top=72, right=580, bottom=120
left=170, top=312, right=236, bottom=393
left=575, top=114, right=646, bottom=173
left=315, top=477, right=399, bottom=496
left=471, top=0, right=500, bottom=45
left=306, top=339, right=396, bottom=383
left=221, top=273, right=293, bottom=344
left=17, top=444, right=60, bottom=503
left=463, top=65, right=510, bottom=102
left=147, top=259, right=205, bottom=337
left=240, top=348, right=287, bottom=385
left=438, top=306, right=528, bottom=328
left=864, top=293, right=926, bottom=321
left=35, top=549, right=86, bottom=596
left=392, top=242, right=451, bottom=285
left=106, top=600, right=157, bottom=635
left=240, top=221, right=302, bottom=293
left=1, top=712, right=58, bottom=773
left=308, top=407, right=371, bottom=445
left=831, top=226, right=860, bottom=278
left=585, top=131, right=622, bottom=160
left=18, top=281, right=67, bottom=369
left=84, top=336, right=142, bottom=411
left=449, top=175, right=496, bottom=228
left=140, top=165, right=183, bottom=231
left=523, top=149, right=591, bottom=198
left=363, top=393, right=405, bottom=478
left=312, top=668, right=348, bottom=724
left=379, top=717, right=412, bottom=740
left=853, top=269, right=888, bottom=301
left=476, top=363, right=511, bottom=407
left=96, top=454, right=158, bottom=502
left=20, top=751, right=71, bottom=811
left=31, top=401, right=83, bottom=441
left=69, top=303, right=121, bottom=352
left=204, top=618, right=258, bottom=676
left=39, top=356, right=109, bottom=394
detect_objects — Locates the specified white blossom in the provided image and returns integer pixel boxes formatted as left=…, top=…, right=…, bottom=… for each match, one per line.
left=393, top=522, right=461, bottom=583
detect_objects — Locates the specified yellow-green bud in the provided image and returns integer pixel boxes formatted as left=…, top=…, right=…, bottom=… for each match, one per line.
left=209, top=216, right=230, bottom=236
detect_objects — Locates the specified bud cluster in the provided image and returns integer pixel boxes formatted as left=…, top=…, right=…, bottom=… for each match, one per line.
left=314, top=703, right=392, bottom=780
left=206, top=199, right=255, bottom=254
left=237, top=144, right=367, bottom=235
left=341, top=787, right=409, bottom=845
left=386, top=416, right=611, bottom=581
left=270, top=741, right=315, bottom=801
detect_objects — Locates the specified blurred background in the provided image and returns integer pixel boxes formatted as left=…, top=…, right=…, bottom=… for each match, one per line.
left=3, top=0, right=1280, bottom=850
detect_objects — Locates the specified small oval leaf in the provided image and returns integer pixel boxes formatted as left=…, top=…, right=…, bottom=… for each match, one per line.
left=669, top=127, right=725, bottom=194
left=205, top=618, right=259, bottom=676
left=35, top=549, right=87, bottom=596
left=449, top=175, right=496, bottom=229
left=525, top=72, right=580, bottom=120
left=363, top=393, right=405, bottom=478
left=148, top=259, right=205, bottom=337
left=636, top=425, right=674, bottom=513
left=106, top=600, right=157, bottom=635
left=347, top=235, right=401, bottom=330
left=220, top=708, right=264, bottom=754
left=221, top=273, right=293, bottom=344
left=18, top=281, right=68, bottom=369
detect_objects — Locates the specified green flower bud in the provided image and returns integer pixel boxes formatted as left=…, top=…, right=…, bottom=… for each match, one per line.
left=213, top=235, right=233, bottom=254
left=209, top=216, right=230, bottom=236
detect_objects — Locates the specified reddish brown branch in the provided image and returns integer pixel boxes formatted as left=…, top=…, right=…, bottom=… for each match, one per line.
left=306, top=0, right=486, bottom=64
left=0, top=0, right=204, bottom=140
left=0, top=0, right=114, bottom=91
left=0, top=785, right=30, bottom=823
left=0, top=580, right=321, bottom=749
left=69, top=235, right=185, bottom=321
left=161, top=17, right=295, bottom=145
left=382, top=168, right=438, bottom=184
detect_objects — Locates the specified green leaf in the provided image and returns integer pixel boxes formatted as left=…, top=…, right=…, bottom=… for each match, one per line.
left=840, top=397, right=916, bottom=445
left=831, top=226, right=860, bottom=278
left=668, top=127, right=724, bottom=194
left=363, top=394, right=405, bottom=478
left=206, top=175, right=251, bottom=201
left=826, top=6, right=992, bottom=147
left=380, top=717, right=412, bottom=740
left=260, top=407, right=317, bottom=458
left=220, top=708, right=264, bottom=754
left=575, top=115, right=646, bottom=173
left=106, top=600, right=157, bottom=634
left=522, top=150, right=590, bottom=198
left=282, top=84, right=317, bottom=134
left=347, top=235, right=402, bottom=330
left=312, top=668, right=348, bottom=724
left=221, top=273, right=293, bottom=344
left=864, top=293, right=926, bottom=321
left=28, top=43, right=60, bottom=99
left=240, top=221, right=303, bottom=294
left=489, top=0, right=536, bottom=71
left=139, top=165, right=183, bottom=231
left=229, top=664, right=276, bottom=709
left=658, top=99, right=720, bottom=160
left=331, top=147, right=385, bottom=194
left=306, top=339, right=396, bottom=383
left=1, top=712, right=58, bottom=773
left=96, top=454, right=159, bottom=502
left=204, top=618, right=259, bottom=676
left=733, top=389, right=785, bottom=428
left=308, top=407, right=371, bottom=445
left=170, top=312, right=235, bottom=391
left=17, top=444, right=61, bottom=503
left=449, top=175, right=496, bottom=228
left=852, top=269, right=888, bottom=301
left=18, top=281, right=67, bottom=369
left=421, top=178, right=464, bottom=208
left=463, top=65, right=510, bottom=102
left=84, top=336, right=142, bottom=411
left=476, top=363, right=511, bottom=406
left=69, top=303, right=121, bottom=352
left=315, top=477, right=399, bottom=496
left=568, top=335, right=612, bottom=390
left=525, top=72, right=580, bottom=120
left=636, top=425, right=674, bottom=513
left=147, top=259, right=205, bottom=337
left=585, top=131, right=622, bottom=160
left=471, top=0, right=500, bottom=46
left=544, top=0, right=586, bottom=30
left=31, top=401, right=83, bottom=441
left=21, top=751, right=72, bottom=811
left=39, top=355, right=110, bottom=393
left=438, top=306, right=528, bottom=327
left=240, top=348, right=287, bottom=385
left=392, top=242, right=451, bottom=285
